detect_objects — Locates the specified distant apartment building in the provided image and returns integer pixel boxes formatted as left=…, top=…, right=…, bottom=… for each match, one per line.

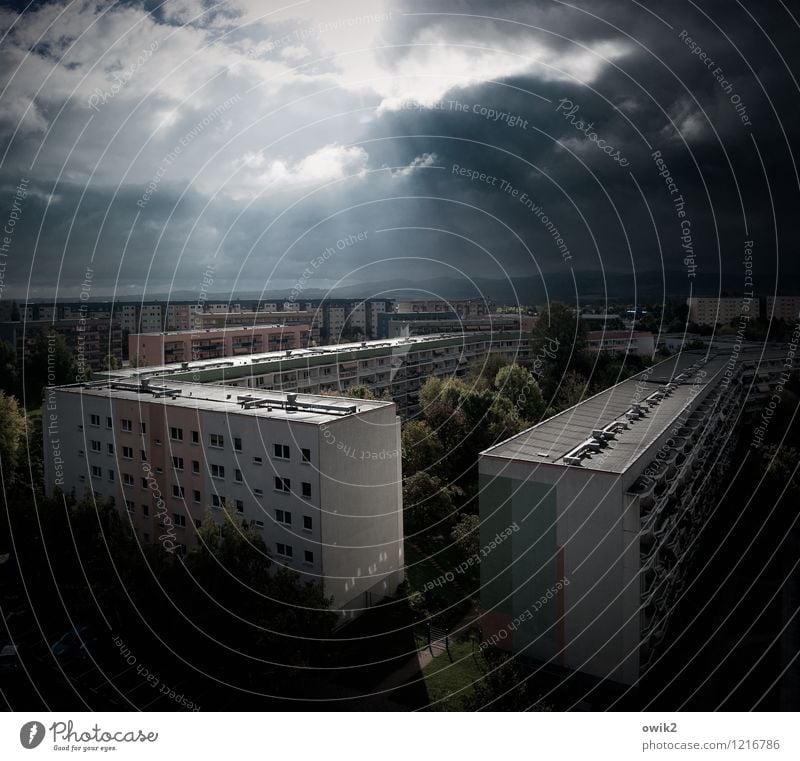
left=103, top=332, right=532, bottom=417
left=478, top=347, right=787, bottom=685
left=165, top=304, right=194, bottom=331
left=687, top=296, right=744, bottom=326
left=586, top=330, right=655, bottom=357
left=130, top=324, right=312, bottom=367
left=44, top=382, right=403, bottom=616
left=395, top=298, right=495, bottom=317
left=377, top=312, right=535, bottom=339
left=191, top=310, right=320, bottom=344
left=765, top=295, right=800, bottom=323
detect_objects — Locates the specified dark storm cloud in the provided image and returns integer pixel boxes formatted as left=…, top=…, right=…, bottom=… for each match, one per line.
left=0, top=0, right=797, bottom=300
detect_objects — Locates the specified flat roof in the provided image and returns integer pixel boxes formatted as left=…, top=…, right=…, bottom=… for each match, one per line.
left=481, top=347, right=781, bottom=474
left=105, top=332, right=518, bottom=380
left=55, top=381, right=391, bottom=425
left=132, top=323, right=303, bottom=337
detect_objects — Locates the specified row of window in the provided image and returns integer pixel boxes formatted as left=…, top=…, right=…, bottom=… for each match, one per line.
left=121, top=501, right=314, bottom=563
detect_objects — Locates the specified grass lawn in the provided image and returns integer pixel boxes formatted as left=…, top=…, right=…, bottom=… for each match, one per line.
left=421, top=634, right=486, bottom=711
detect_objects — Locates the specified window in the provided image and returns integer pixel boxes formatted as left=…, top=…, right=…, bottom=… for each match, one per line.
left=140, top=422, right=147, bottom=434
left=142, top=504, right=149, bottom=516
left=301, top=448, right=311, bottom=463
left=91, top=465, right=102, bottom=478
left=254, top=488, right=263, bottom=498
left=253, top=456, right=263, bottom=465
left=274, top=443, right=290, bottom=459
left=191, top=430, right=199, bottom=444
left=235, top=499, right=244, bottom=513
left=123, top=474, right=134, bottom=487
left=192, top=460, right=200, bottom=474
left=172, top=485, right=185, bottom=499
left=90, top=414, right=100, bottom=426
left=275, top=476, right=290, bottom=493
left=276, top=543, right=293, bottom=559
left=210, top=433, right=224, bottom=448
left=211, top=494, right=226, bottom=508
left=125, top=500, right=135, bottom=513
left=276, top=509, right=292, bottom=526
left=141, top=449, right=147, bottom=462
left=194, top=519, right=202, bottom=529
left=301, top=482, right=311, bottom=499
left=304, top=550, right=314, bottom=564
left=121, top=418, right=132, bottom=432
left=303, top=516, right=312, bottom=532
left=90, top=440, right=101, bottom=452
left=193, top=490, right=201, bottom=503
left=122, top=446, right=133, bottom=459
left=234, top=437, right=242, bottom=452
left=172, top=456, right=184, bottom=471
left=78, top=449, right=84, bottom=457
left=106, top=416, right=113, bottom=429
left=107, top=443, right=114, bottom=455
left=154, top=438, right=162, bottom=446
left=234, top=469, right=243, bottom=483
left=173, top=513, right=186, bottom=528
left=211, top=464, right=225, bottom=479
left=141, top=477, right=148, bottom=489
left=252, top=520, right=265, bottom=529
left=107, top=470, right=115, bottom=481
left=169, top=426, right=183, bottom=441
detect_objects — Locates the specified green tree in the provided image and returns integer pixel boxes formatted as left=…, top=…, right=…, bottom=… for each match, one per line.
left=401, top=420, right=444, bottom=477
left=494, top=364, right=545, bottom=422
left=0, top=339, right=18, bottom=395
left=450, top=513, right=480, bottom=557
left=531, top=303, right=588, bottom=398
left=403, top=472, right=455, bottom=533
left=0, top=391, right=25, bottom=478
left=24, top=328, right=79, bottom=403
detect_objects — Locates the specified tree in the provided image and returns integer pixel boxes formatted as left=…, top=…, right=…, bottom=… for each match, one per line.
left=450, top=513, right=480, bottom=557
left=0, top=339, right=18, bottom=395
left=0, top=391, right=25, bottom=478
left=465, top=650, right=553, bottom=711
left=23, top=328, right=78, bottom=403
left=546, top=370, right=589, bottom=413
left=403, top=472, right=455, bottom=533
left=531, top=303, right=588, bottom=398
left=494, top=364, right=545, bottom=423
left=401, top=420, right=444, bottom=477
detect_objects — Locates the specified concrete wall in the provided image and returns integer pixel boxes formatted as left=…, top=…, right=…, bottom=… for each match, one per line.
left=318, top=405, right=404, bottom=617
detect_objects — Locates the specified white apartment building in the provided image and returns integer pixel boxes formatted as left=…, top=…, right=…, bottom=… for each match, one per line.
left=765, top=295, right=800, bottom=323
left=44, top=382, right=404, bottom=616
left=687, top=296, right=743, bottom=326
left=586, top=330, right=655, bottom=357
left=478, top=347, right=787, bottom=684
left=101, top=332, right=532, bottom=416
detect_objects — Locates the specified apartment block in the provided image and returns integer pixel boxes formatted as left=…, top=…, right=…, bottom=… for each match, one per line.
left=102, top=333, right=532, bottom=417
left=44, top=382, right=404, bottom=616
left=478, top=347, right=786, bottom=685
left=395, top=298, right=495, bottom=317
left=129, top=324, right=312, bottom=366
left=765, top=295, right=800, bottom=323
left=586, top=330, right=655, bottom=357
left=687, top=296, right=745, bottom=326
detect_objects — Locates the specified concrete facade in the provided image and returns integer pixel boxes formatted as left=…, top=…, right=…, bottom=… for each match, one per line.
left=43, top=382, right=404, bottom=616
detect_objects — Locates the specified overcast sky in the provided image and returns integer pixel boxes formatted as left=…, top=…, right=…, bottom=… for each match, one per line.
left=0, top=0, right=797, bottom=303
